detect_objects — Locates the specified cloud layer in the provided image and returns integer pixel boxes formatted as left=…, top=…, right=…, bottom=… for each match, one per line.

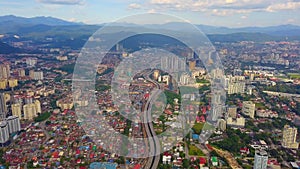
left=37, top=0, right=84, bottom=5
left=128, top=0, right=300, bottom=16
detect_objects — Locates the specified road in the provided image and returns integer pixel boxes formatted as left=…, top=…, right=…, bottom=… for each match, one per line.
left=143, top=71, right=162, bottom=169
left=143, top=88, right=161, bottom=169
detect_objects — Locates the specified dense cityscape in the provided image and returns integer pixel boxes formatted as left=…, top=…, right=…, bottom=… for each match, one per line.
left=0, top=14, right=300, bottom=169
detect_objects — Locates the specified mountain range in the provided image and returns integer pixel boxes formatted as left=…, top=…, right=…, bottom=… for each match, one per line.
left=0, top=15, right=300, bottom=46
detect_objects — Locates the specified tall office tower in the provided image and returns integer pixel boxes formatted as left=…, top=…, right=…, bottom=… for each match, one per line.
left=242, top=101, right=256, bottom=118
left=23, top=103, right=37, bottom=120
left=254, top=150, right=268, bottom=169
left=11, top=103, right=22, bottom=118
left=227, top=106, right=237, bottom=118
left=0, top=93, right=7, bottom=120
left=25, top=58, right=37, bottom=67
left=188, top=60, right=196, bottom=71
left=6, top=116, right=21, bottom=134
left=282, top=125, right=299, bottom=149
left=0, top=121, right=9, bottom=144
left=0, top=63, right=10, bottom=79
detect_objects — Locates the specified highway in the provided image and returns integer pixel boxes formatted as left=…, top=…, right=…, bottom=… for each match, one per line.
left=143, top=88, right=161, bottom=169
left=143, top=71, right=162, bottom=169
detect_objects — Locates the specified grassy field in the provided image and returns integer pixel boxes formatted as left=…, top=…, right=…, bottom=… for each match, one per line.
left=188, top=144, right=205, bottom=156
left=255, top=102, right=267, bottom=109
left=192, top=123, right=204, bottom=134
left=288, top=73, right=300, bottom=79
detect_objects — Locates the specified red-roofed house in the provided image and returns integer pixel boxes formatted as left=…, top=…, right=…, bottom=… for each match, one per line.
left=133, top=164, right=141, bottom=169
left=199, top=157, right=206, bottom=166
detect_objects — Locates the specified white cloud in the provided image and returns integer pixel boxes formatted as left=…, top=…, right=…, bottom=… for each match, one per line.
left=241, top=15, right=248, bottom=19
left=266, top=1, right=300, bottom=12
left=128, top=3, right=142, bottom=10
left=147, top=9, right=156, bottom=13
left=37, top=0, right=84, bottom=5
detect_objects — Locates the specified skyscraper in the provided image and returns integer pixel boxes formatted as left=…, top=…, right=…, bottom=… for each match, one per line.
left=254, top=150, right=268, bottom=169
left=282, top=125, right=299, bottom=149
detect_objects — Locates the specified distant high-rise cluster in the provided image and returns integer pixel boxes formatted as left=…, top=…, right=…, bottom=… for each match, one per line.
left=282, top=125, right=299, bottom=149
left=11, top=96, right=41, bottom=120
left=161, top=56, right=186, bottom=73
left=25, top=58, right=37, bottom=67
left=0, top=63, right=19, bottom=89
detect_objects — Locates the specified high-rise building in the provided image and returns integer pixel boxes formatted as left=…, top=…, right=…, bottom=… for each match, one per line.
left=218, top=119, right=226, bottom=131
left=0, top=93, right=7, bottom=120
left=24, top=96, right=33, bottom=104
left=0, top=63, right=10, bottom=79
left=161, top=56, right=186, bottom=73
left=0, top=80, right=6, bottom=89
left=282, top=125, right=299, bottom=149
left=6, top=116, right=21, bottom=134
left=153, top=70, right=160, bottom=81
left=233, top=69, right=243, bottom=76
left=250, top=73, right=255, bottom=81
left=226, top=117, right=245, bottom=128
left=25, top=58, right=37, bottom=67
left=242, top=101, right=255, bottom=118
left=18, top=69, right=26, bottom=77
left=34, top=100, right=41, bottom=114
left=188, top=60, right=196, bottom=71
left=227, top=106, right=237, bottom=118
left=29, top=70, right=44, bottom=80
left=254, top=150, right=268, bottom=169
left=23, top=103, right=38, bottom=120
left=0, top=121, right=9, bottom=144
left=226, top=75, right=245, bottom=95
left=11, top=103, right=22, bottom=118
left=180, top=73, right=191, bottom=85
left=8, top=79, right=18, bottom=88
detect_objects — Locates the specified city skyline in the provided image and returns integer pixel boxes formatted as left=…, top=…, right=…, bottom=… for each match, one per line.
left=0, top=0, right=300, bottom=27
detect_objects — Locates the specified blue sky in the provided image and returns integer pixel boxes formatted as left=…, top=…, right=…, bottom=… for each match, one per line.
left=0, top=0, right=299, bottom=27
